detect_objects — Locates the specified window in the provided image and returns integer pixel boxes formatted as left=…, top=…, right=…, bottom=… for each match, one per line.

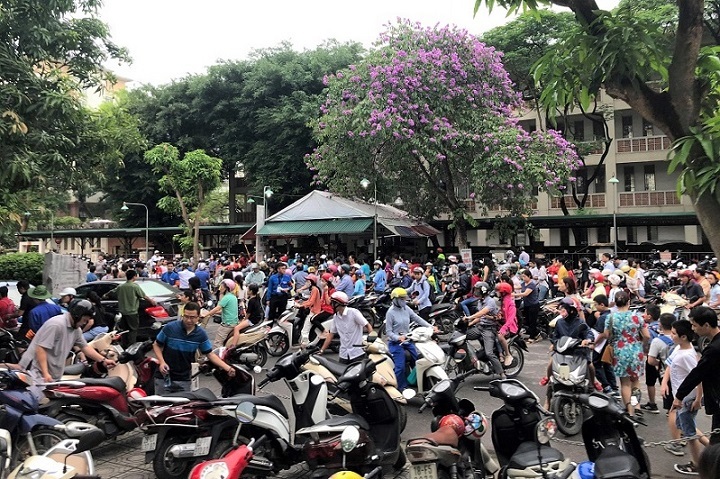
left=643, top=119, right=654, bottom=136
left=593, top=121, right=605, bottom=141
left=644, top=165, right=656, bottom=191
left=622, top=116, right=633, bottom=138
left=575, top=168, right=587, bottom=194
left=597, top=227, right=610, bottom=243
left=623, top=166, right=635, bottom=192
left=647, top=225, right=659, bottom=242
left=594, top=166, right=606, bottom=193
left=574, top=120, right=585, bottom=141
left=627, top=226, right=637, bottom=244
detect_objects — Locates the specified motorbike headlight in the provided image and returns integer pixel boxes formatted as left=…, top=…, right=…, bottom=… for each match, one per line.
left=197, top=462, right=230, bottom=479
left=536, top=418, right=557, bottom=445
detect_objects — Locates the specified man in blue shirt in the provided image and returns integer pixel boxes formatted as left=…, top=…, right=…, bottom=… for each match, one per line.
left=292, top=260, right=308, bottom=292
left=265, top=262, right=292, bottom=321
left=335, top=264, right=355, bottom=297
left=153, top=302, right=235, bottom=393
left=26, top=286, right=63, bottom=338
left=194, top=263, right=211, bottom=297
left=86, top=265, right=98, bottom=283
left=407, top=267, right=432, bottom=319
left=161, top=262, right=180, bottom=288
left=372, top=260, right=387, bottom=293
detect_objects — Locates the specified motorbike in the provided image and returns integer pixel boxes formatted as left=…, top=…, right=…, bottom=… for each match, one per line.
left=443, top=318, right=526, bottom=379
left=407, top=371, right=499, bottom=479
left=267, top=297, right=326, bottom=357
left=0, top=328, right=26, bottom=364
left=566, top=391, right=650, bottom=479
left=549, top=336, right=594, bottom=436
left=403, top=326, right=449, bottom=393
left=475, top=379, right=575, bottom=479
left=326, top=427, right=384, bottom=479
left=222, top=319, right=271, bottom=367
left=6, top=425, right=104, bottom=479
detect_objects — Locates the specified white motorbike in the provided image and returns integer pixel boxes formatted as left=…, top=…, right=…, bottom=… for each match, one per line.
left=404, top=326, right=449, bottom=393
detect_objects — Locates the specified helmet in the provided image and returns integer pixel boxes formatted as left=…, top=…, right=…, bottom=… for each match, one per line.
left=558, top=297, right=578, bottom=315
left=464, top=412, right=488, bottom=439
left=306, top=274, right=318, bottom=284
left=412, top=267, right=424, bottom=274
left=593, top=272, right=605, bottom=283
left=329, top=472, right=363, bottom=479
left=68, top=299, right=94, bottom=321
left=373, top=260, right=383, bottom=266
left=399, top=264, right=409, bottom=271
left=438, top=414, right=466, bottom=437
left=474, top=282, right=490, bottom=295
left=321, top=272, right=334, bottom=282
left=607, top=274, right=622, bottom=286
left=340, top=264, right=351, bottom=274
left=330, top=291, right=349, bottom=305
left=448, top=255, right=457, bottom=263
left=390, top=288, right=408, bottom=299
left=222, top=279, right=236, bottom=291
left=495, top=282, right=512, bottom=295
left=458, top=264, right=467, bottom=272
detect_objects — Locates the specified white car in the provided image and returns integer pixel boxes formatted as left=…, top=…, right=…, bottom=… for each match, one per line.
left=0, top=280, right=34, bottom=307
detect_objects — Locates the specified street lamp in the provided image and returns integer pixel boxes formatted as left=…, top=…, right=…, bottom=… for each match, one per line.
left=394, top=197, right=405, bottom=207
left=608, top=175, right=620, bottom=255
left=121, top=201, right=149, bottom=261
left=247, top=187, right=274, bottom=261
left=361, top=178, right=378, bottom=260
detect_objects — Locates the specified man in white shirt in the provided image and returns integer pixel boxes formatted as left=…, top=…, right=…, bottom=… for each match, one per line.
left=177, top=262, right=196, bottom=289
left=319, top=291, right=372, bottom=363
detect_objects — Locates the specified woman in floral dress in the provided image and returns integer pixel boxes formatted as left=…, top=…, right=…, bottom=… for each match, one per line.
left=601, top=291, right=650, bottom=416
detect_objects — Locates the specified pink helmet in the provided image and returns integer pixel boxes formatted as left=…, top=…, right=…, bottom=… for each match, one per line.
left=306, top=274, right=318, bottom=284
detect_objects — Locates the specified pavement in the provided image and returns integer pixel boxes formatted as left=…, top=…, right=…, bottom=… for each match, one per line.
left=92, top=325, right=708, bottom=478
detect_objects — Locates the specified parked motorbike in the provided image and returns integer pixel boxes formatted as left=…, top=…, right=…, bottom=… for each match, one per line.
left=549, top=337, right=594, bottom=436
left=6, top=425, right=104, bottom=479
left=564, top=391, right=650, bottom=479
left=475, top=379, right=574, bottom=479
left=443, top=318, right=526, bottom=379
left=267, top=297, right=325, bottom=357
left=222, top=319, right=271, bottom=367
left=0, top=328, right=26, bottom=364
left=326, top=427, right=384, bottom=479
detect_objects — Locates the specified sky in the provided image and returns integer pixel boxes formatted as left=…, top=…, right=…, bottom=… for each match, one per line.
left=99, top=0, right=619, bottom=87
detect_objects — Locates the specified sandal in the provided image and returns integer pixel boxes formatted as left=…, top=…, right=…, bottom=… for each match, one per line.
left=539, top=376, right=549, bottom=386
left=504, top=355, right=514, bottom=366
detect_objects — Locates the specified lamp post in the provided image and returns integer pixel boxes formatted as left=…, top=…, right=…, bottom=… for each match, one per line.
left=608, top=175, right=620, bottom=256
left=361, top=178, right=378, bottom=260
left=247, top=187, right=273, bottom=262
left=121, top=202, right=149, bottom=261
left=394, top=197, right=404, bottom=207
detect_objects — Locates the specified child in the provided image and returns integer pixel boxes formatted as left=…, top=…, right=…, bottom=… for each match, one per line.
left=495, top=282, right=517, bottom=366
left=641, top=310, right=673, bottom=414
left=591, top=295, right=617, bottom=393
left=662, top=319, right=709, bottom=475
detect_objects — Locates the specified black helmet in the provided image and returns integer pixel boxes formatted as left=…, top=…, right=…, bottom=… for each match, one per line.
left=340, top=264, right=351, bottom=274
left=458, top=264, right=467, bottom=272
left=69, top=299, right=94, bottom=321
left=474, top=282, right=490, bottom=295
left=558, top=297, right=578, bottom=315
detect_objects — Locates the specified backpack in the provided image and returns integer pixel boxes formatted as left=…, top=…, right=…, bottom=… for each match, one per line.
left=648, top=321, right=674, bottom=363
left=428, top=279, right=437, bottom=303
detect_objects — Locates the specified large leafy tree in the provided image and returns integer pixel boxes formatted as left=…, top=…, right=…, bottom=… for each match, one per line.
left=307, top=20, right=580, bottom=247
left=474, top=0, right=720, bottom=255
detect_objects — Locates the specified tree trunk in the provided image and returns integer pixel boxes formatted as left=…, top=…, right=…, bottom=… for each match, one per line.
left=691, top=191, right=720, bottom=254
left=454, top=220, right=468, bottom=250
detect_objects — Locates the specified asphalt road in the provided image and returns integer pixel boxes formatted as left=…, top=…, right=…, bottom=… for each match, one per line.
left=93, top=329, right=706, bottom=478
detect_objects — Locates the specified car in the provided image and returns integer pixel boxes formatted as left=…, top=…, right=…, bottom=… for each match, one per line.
left=74, top=279, right=181, bottom=340
left=0, top=280, right=35, bottom=308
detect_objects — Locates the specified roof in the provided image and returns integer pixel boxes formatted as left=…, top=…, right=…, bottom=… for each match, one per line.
left=258, top=190, right=440, bottom=238
left=18, top=224, right=253, bottom=239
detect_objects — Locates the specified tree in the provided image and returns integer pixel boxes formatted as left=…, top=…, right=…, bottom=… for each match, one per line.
left=475, top=0, right=720, bottom=256
left=307, top=20, right=580, bottom=247
left=145, top=143, right=222, bottom=261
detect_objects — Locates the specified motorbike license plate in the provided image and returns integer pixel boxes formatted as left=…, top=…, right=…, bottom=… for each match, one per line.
left=141, top=434, right=158, bottom=452
left=410, top=463, right=438, bottom=479
left=194, top=436, right=212, bottom=456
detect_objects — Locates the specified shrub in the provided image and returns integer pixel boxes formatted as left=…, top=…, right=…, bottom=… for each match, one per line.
left=0, top=252, right=44, bottom=285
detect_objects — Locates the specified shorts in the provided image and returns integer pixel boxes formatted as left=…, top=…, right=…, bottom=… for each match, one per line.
left=675, top=394, right=698, bottom=438
left=645, top=362, right=661, bottom=386
left=662, top=379, right=674, bottom=410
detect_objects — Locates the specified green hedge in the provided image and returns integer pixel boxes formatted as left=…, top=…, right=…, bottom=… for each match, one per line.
left=0, top=253, right=44, bottom=285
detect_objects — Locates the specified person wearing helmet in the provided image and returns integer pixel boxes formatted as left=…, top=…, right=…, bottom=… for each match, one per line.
left=675, top=270, right=705, bottom=309
left=371, top=260, right=387, bottom=294
left=25, top=286, right=63, bottom=337
left=335, top=264, right=355, bottom=298
left=464, top=281, right=504, bottom=377
left=385, top=287, right=434, bottom=389
left=19, top=298, right=117, bottom=386
left=406, top=267, right=433, bottom=319
left=319, top=291, right=372, bottom=363
left=495, top=282, right=517, bottom=366
left=443, top=256, right=459, bottom=284
left=298, top=274, right=323, bottom=346
left=398, top=264, right=412, bottom=289
left=352, top=269, right=366, bottom=297
left=265, top=262, right=293, bottom=321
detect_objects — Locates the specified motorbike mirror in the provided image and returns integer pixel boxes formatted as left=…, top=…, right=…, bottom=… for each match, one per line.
left=253, top=365, right=262, bottom=374
left=151, top=321, right=163, bottom=330
left=310, top=374, right=325, bottom=386
left=340, top=426, right=360, bottom=453
left=367, top=331, right=378, bottom=343
left=235, top=402, right=257, bottom=423
left=535, top=417, right=557, bottom=445
left=72, top=426, right=106, bottom=454
left=402, top=389, right=417, bottom=400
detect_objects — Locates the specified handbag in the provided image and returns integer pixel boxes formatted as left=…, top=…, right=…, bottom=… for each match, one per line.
left=601, top=314, right=615, bottom=364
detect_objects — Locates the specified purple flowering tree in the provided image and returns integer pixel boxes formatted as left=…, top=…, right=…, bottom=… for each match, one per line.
left=307, top=20, right=580, bottom=247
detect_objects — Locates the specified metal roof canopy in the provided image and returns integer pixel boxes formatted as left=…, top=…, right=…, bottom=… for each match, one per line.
left=18, top=224, right=254, bottom=239
left=257, top=219, right=373, bottom=237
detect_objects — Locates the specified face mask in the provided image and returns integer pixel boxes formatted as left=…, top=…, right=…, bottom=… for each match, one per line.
left=331, top=301, right=343, bottom=313
left=392, top=298, right=406, bottom=308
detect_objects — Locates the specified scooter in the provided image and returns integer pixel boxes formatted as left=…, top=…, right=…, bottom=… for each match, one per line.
left=475, top=379, right=575, bottom=479
left=404, top=326, right=449, bottom=393
left=564, top=391, right=650, bottom=479
left=443, top=318, right=526, bottom=379
left=327, top=427, right=384, bottom=479
left=222, top=319, right=271, bottom=367
left=6, top=425, right=105, bottom=479
left=549, top=337, right=593, bottom=436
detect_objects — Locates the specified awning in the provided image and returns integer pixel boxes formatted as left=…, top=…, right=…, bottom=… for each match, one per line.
left=383, top=224, right=442, bottom=238
left=240, top=224, right=256, bottom=241
left=257, top=219, right=373, bottom=237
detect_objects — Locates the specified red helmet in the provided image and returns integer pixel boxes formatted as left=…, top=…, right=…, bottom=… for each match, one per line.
left=438, top=414, right=466, bottom=437
left=495, top=282, right=512, bottom=295
left=593, top=272, right=605, bottom=283
left=321, top=272, right=334, bottom=283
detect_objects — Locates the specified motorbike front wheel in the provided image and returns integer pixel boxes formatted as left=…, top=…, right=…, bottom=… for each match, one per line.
left=503, top=343, right=525, bottom=378
left=153, top=436, right=199, bottom=479
left=551, top=395, right=584, bottom=436
left=13, top=427, right=68, bottom=467
left=266, top=331, right=290, bottom=357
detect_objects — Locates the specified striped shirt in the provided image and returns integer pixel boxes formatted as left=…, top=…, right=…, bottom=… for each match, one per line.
left=155, top=319, right=212, bottom=381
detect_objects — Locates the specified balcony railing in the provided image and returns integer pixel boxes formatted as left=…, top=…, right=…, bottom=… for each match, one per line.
left=616, top=135, right=671, bottom=153
left=550, top=194, right=606, bottom=209
left=618, top=190, right=680, bottom=207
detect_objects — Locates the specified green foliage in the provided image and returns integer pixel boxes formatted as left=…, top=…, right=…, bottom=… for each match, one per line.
left=0, top=253, right=44, bottom=284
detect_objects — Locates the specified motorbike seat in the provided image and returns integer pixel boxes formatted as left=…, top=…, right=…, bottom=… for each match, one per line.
left=74, top=376, right=127, bottom=394
left=63, top=363, right=87, bottom=375
left=223, top=393, right=289, bottom=419
left=407, top=426, right=459, bottom=448
left=315, top=355, right=350, bottom=377
left=312, top=413, right=370, bottom=430
left=593, top=445, right=641, bottom=478
left=430, top=303, right=451, bottom=313
left=507, top=442, right=565, bottom=469
left=162, top=387, right=218, bottom=402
